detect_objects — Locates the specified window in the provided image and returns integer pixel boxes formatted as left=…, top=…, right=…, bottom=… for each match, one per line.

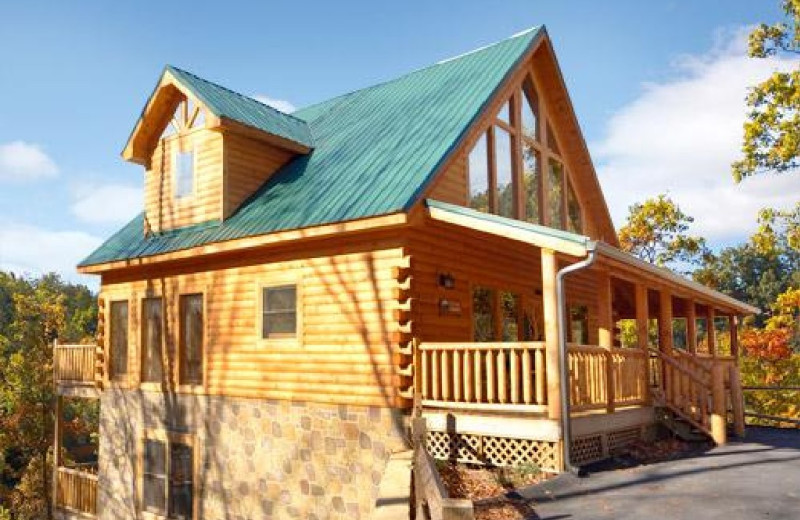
left=262, top=285, right=297, bottom=338
left=142, top=298, right=164, bottom=383
left=109, top=300, right=129, bottom=381
left=547, top=160, right=565, bottom=230
left=523, top=143, right=540, bottom=224
left=569, top=305, right=589, bottom=345
left=472, top=287, right=495, bottom=342
left=142, top=436, right=194, bottom=520
left=494, top=127, right=514, bottom=219
left=174, top=150, right=195, bottom=199
left=521, top=78, right=539, bottom=141
left=500, top=291, right=519, bottom=341
left=468, top=132, right=489, bottom=213
left=567, top=180, right=582, bottom=233
left=179, top=294, right=203, bottom=385
left=496, top=101, right=510, bottom=124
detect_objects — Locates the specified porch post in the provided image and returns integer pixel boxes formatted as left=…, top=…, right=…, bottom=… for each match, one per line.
left=635, top=283, right=651, bottom=403
left=541, top=248, right=562, bottom=421
left=686, top=298, right=697, bottom=354
left=729, top=315, right=739, bottom=358
left=597, top=270, right=614, bottom=412
left=658, top=289, right=673, bottom=355
left=53, top=394, right=62, bottom=511
left=707, top=306, right=717, bottom=358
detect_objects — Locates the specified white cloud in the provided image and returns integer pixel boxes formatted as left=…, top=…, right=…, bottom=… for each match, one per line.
left=0, top=141, right=59, bottom=182
left=0, top=220, right=102, bottom=287
left=253, top=95, right=296, bottom=114
left=592, top=27, right=800, bottom=245
left=71, top=183, right=142, bottom=224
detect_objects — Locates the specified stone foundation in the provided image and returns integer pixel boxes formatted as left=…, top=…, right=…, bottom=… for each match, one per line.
left=97, top=389, right=409, bottom=520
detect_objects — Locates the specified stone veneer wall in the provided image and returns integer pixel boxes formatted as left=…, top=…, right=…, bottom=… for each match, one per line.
left=97, top=388, right=409, bottom=520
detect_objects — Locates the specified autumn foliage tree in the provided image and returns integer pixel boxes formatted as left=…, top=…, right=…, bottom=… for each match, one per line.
left=0, top=273, right=96, bottom=520
left=618, top=194, right=711, bottom=272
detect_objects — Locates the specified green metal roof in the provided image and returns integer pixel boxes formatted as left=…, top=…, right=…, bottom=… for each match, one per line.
left=166, top=65, right=313, bottom=148
left=80, top=27, right=544, bottom=267
left=425, top=199, right=590, bottom=246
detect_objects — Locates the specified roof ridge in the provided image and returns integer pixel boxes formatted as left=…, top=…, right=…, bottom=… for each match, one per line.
left=165, top=65, right=310, bottom=126
left=295, top=26, right=542, bottom=122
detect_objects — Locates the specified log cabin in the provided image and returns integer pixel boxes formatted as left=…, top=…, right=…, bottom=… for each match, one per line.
left=52, top=26, right=757, bottom=520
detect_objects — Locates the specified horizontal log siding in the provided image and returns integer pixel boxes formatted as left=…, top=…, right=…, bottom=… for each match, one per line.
left=406, top=218, right=543, bottom=344
left=426, top=154, right=468, bottom=205
left=145, top=129, right=223, bottom=232
left=99, top=236, right=407, bottom=406
left=222, top=132, right=295, bottom=219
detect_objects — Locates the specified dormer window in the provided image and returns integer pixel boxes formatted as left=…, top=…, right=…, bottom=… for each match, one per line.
left=174, top=149, right=195, bottom=199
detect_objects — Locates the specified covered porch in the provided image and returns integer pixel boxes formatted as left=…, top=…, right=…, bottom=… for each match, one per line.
left=413, top=201, right=756, bottom=471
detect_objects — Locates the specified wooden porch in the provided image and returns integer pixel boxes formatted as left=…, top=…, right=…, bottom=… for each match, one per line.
left=53, top=342, right=101, bottom=397
left=413, top=244, right=751, bottom=471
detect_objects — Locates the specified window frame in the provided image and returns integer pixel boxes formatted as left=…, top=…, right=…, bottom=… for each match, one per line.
left=140, top=296, right=166, bottom=389
left=460, top=70, right=586, bottom=232
left=256, top=276, right=303, bottom=345
left=177, top=292, right=206, bottom=389
left=108, top=299, right=130, bottom=383
left=139, top=430, right=197, bottom=520
left=173, top=146, right=196, bottom=201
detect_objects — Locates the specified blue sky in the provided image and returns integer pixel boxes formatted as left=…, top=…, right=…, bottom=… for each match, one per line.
left=0, top=1, right=794, bottom=286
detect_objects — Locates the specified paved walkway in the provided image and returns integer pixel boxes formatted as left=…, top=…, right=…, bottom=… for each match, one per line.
left=518, top=427, right=800, bottom=520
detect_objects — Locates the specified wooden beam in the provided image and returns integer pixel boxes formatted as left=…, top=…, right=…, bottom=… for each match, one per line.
left=541, top=248, right=561, bottom=420
left=635, top=283, right=651, bottom=404
left=730, top=315, right=739, bottom=358
left=659, top=289, right=673, bottom=355
left=596, top=270, right=614, bottom=413
left=686, top=298, right=697, bottom=354
left=707, top=307, right=717, bottom=358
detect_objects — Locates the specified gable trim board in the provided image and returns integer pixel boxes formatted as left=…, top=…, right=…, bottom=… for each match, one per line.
left=123, top=67, right=313, bottom=165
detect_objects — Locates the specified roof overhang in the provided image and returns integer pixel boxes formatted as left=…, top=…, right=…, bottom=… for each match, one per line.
left=426, top=199, right=590, bottom=257
left=425, top=198, right=759, bottom=316
left=78, top=212, right=408, bottom=275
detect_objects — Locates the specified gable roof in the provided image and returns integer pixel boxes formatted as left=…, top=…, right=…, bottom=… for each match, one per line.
left=81, top=26, right=546, bottom=268
left=164, top=65, right=314, bottom=149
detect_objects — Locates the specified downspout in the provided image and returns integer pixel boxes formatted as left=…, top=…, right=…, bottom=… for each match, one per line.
left=556, top=240, right=598, bottom=473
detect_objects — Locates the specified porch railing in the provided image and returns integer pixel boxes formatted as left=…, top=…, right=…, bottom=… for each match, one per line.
left=55, top=466, right=97, bottom=516
left=417, top=342, right=547, bottom=412
left=54, top=343, right=96, bottom=385
left=568, top=344, right=648, bottom=412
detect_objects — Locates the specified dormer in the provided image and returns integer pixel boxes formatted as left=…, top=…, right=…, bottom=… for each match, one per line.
left=122, top=66, right=313, bottom=233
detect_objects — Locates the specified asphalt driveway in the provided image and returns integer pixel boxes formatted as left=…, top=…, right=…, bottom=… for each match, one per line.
left=516, top=427, right=800, bottom=520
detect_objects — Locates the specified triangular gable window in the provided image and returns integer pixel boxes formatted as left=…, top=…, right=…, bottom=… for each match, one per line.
left=161, top=97, right=206, bottom=140
left=463, top=72, right=583, bottom=233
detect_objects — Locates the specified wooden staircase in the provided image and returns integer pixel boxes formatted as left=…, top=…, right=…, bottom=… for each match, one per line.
left=649, top=349, right=745, bottom=445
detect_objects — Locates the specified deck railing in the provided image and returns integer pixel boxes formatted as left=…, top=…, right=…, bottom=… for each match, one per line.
left=568, top=344, right=648, bottom=412
left=54, top=343, right=96, bottom=384
left=55, top=466, right=97, bottom=516
left=417, top=342, right=547, bottom=412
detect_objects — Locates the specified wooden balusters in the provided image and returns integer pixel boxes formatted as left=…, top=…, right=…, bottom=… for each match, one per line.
left=416, top=342, right=547, bottom=412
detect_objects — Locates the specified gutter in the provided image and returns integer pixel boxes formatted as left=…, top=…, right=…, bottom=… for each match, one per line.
left=556, top=240, right=598, bottom=473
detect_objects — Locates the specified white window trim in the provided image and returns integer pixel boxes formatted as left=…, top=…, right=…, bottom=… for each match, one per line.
left=256, top=274, right=303, bottom=345
left=173, top=146, right=197, bottom=201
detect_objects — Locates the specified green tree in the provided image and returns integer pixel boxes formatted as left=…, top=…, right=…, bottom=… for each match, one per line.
left=618, top=194, right=710, bottom=272
left=0, top=273, right=97, bottom=519
left=733, top=0, right=800, bottom=181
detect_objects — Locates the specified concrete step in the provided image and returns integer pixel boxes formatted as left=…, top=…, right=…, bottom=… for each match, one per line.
left=372, top=450, right=413, bottom=520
